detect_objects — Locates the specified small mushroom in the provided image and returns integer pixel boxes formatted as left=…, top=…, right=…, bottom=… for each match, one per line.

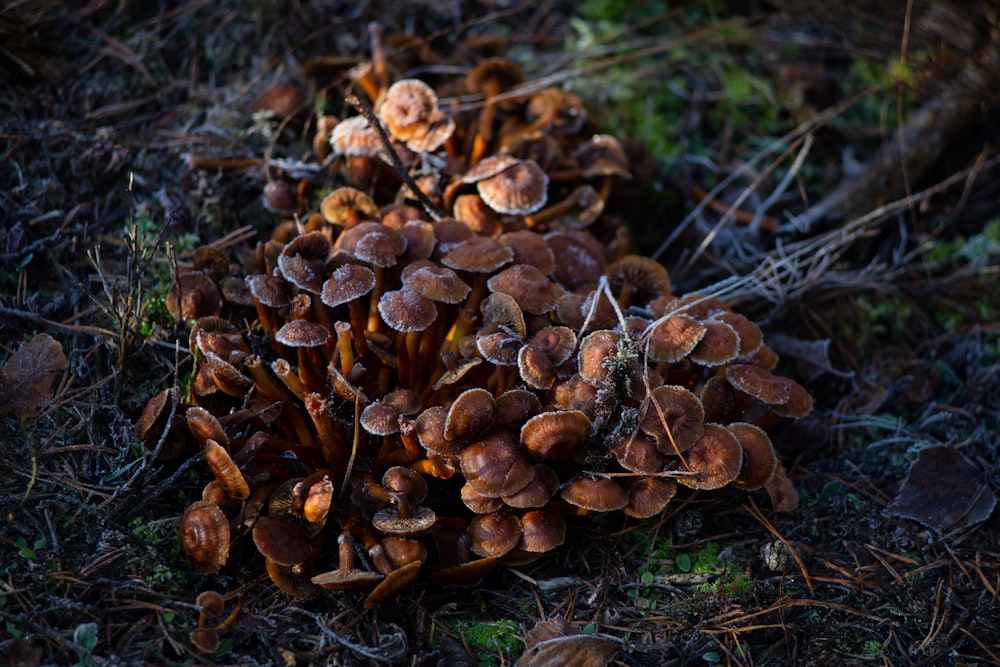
left=728, top=422, right=778, bottom=491
left=624, top=477, right=677, bottom=519
left=312, top=531, right=383, bottom=591
left=459, top=431, right=534, bottom=498
left=675, top=423, right=744, bottom=491
left=639, top=385, right=706, bottom=455
left=519, top=410, right=591, bottom=462
left=560, top=475, right=629, bottom=513
left=468, top=510, right=523, bottom=558
left=517, top=510, right=566, bottom=553
left=180, top=501, right=230, bottom=573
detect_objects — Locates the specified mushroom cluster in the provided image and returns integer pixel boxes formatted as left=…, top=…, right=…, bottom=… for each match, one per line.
left=140, top=31, right=813, bottom=603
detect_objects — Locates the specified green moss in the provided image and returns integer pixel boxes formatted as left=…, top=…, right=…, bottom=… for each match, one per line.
left=438, top=617, right=523, bottom=666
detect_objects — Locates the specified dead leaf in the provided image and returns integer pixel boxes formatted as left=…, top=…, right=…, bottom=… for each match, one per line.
left=765, top=462, right=799, bottom=513
left=885, top=445, right=996, bottom=532
left=0, top=333, right=68, bottom=417
left=516, top=617, right=616, bottom=667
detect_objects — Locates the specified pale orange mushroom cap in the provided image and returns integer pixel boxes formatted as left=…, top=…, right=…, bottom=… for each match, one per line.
left=517, top=510, right=566, bottom=553
left=477, top=159, right=549, bottom=215
left=468, top=510, right=523, bottom=558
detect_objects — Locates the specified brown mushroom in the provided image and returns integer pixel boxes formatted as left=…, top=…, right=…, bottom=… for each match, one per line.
left=639, top=385, right=706, bottom=455
left=646, top=314, right=707, bottom=364
left=252, top=516, right=312, bottom=566
left=624, top=477, right=677, bottom=519
left=167, top=271, right=222, bottom=321
left=468, top=510, right=523, bottom=558
left=728, top=422, right=778, bottom=491
left=444, top=388, right=496, bottom=443
left=204, top=438, right=250, bottom=500
left=520, top=410, right=591, bottom=462
left=312, top=531, right=383, bottom=591
left=180, top=501, right=230, bottom=573
left=675, top=423, right=744, bottom=491
left=517, top=510, right=566, bottom=553
left=560, top=475, right=629, bottom=512
left=477, top=159, right=549, bottom=215
left=459, top=431, right=534, bottom=498
left=487, top=264, right=563, bottom=315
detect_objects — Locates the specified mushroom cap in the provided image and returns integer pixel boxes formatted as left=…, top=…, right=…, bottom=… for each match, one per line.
left=502, top=464, right=559, bottom=509
left=517, top=342, right=557, bottom=390
left=383, top=388, right=422, bottom=416
left=320, top=263, right=376, bottom=308
left=494, top=389, right=543, bottom=429
left=185, top=406, right=228, bottom=448
left=415, top=405, right=459, bottom=458
left=624, top=477, right=677, bottom=519
left=180, top=501, right=230, bottom=573
left=520, top=410, right=591, bottom=461
left=190, top=628, right=221, bottom=653
left=713, top=311, right=763, bottom=357
left=460, top=154, right=521, bottom=184
left=195, top=590, right=225, bottom=618
left=246, top=274, right=295, bottom=308
left=459, top=431, right=534, bottom=498
left=363, top=560, right=422, bottom=607
left=360, top=400, right=402, bottom=436
left=380, top=537, right=428, bottom=569
left=267, top=559, right=323, bottom=599
left=545, top=230, right=606, bottom=291
left=477, top=159, right=549, bottom=215
left=727, top=422, right=778, bottom=491
left=312, top=566, right=383, bottom=591
left=204, top=438, right=249, bottom=500
left=444, top=388, right=496, bottom=443
left=646, top=314, right=706, bottom=363
left=725, top=364, right=790, bottom=405
left=605, top=255, right=671, bottom=304
left=277, top=231, right=335, bottom=293
left=700, top=375, right=742, bottom=424
left=551, top=184, right=605, bottom=229
left=337, top=222, right=408, bottom=268
left=468, top=511, right=523, bottom=558
left=498, top=230, right=556, bottom=275
left=441, top=236, right=513, bottom=273
left=382, top=465, right=428, bottom=505
left=517, top=510, right=566, bottom=553
left=372, top=505, right=437, bottom=536
left=572, top=133, right=631, bottom=179
left=560, top=475, right=629, bottom=512
left=525, top=87, right=586, bottom=136
left=610, top=431, right=665, bottom=474
left=578, top=330, right=621, bottom=385
left=481, top=291, right=527, bottom=339
left=330, top=115, right=386, bottom=160
left=676, top=423, right=744, bottom=491
left=302, top=476, right=334, bottom=524
left=252, top=516, right=312, bottom=566
left=475, top=330, right=523, bottom=366
left=167, top=272, right=222, bottom=321
left=320, top=186, right=380, bottom=227
left=218, top=275, right=255, bottom=307
left=135, top=387, right=178, bottom=446
left=275, top=319, right=331, bottom=348
left=397, top=220, right=436, bottom=263
left=639, top=385, right=706, bottom=454
left=771, top=378, right=814, bottom=418
left=689, top=319, right=741, bottom=367
left=528, top=325, right=577, bottom=366
left=377, top=78, right=439, bottom=141
left=487, top=264, right=563, bottom=314
left=461, top=482, right=505, bottom=513
left=377, top=289, right=437, bottom=332
left=466, top=57, right=525, bottom=94
left=453, top=194, right=500, bottom=236
left=401, top=263, right=471, bottom=304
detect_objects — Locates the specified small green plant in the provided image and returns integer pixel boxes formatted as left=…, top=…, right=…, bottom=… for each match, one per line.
left=863, top=639, right=883, bottom=659
left=72, top=622, right=99, bottom=667
left=439, top=617, right=523, bottom=667
left=15, top=537, right=46, bottom=560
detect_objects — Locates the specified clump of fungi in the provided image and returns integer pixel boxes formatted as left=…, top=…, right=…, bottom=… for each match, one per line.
left=139, top=26, right=813, bottom=604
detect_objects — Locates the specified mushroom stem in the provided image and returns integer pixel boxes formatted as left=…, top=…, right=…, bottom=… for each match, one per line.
left=347, top=300, right=371, bottom=364
left=395, top=331, right=412, bottom=389
left=304, top=393, right=348, bottom=467
left=335, top=321, right=355, bottom=377
left=368, top=22, right=389, bottom=100
left=524, top=190, right=581, bottom=228
left=469, top=83, right=501, bottom=164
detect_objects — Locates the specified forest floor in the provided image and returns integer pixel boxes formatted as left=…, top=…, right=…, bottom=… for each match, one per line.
left=1, top=2, right=999, bottom=665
